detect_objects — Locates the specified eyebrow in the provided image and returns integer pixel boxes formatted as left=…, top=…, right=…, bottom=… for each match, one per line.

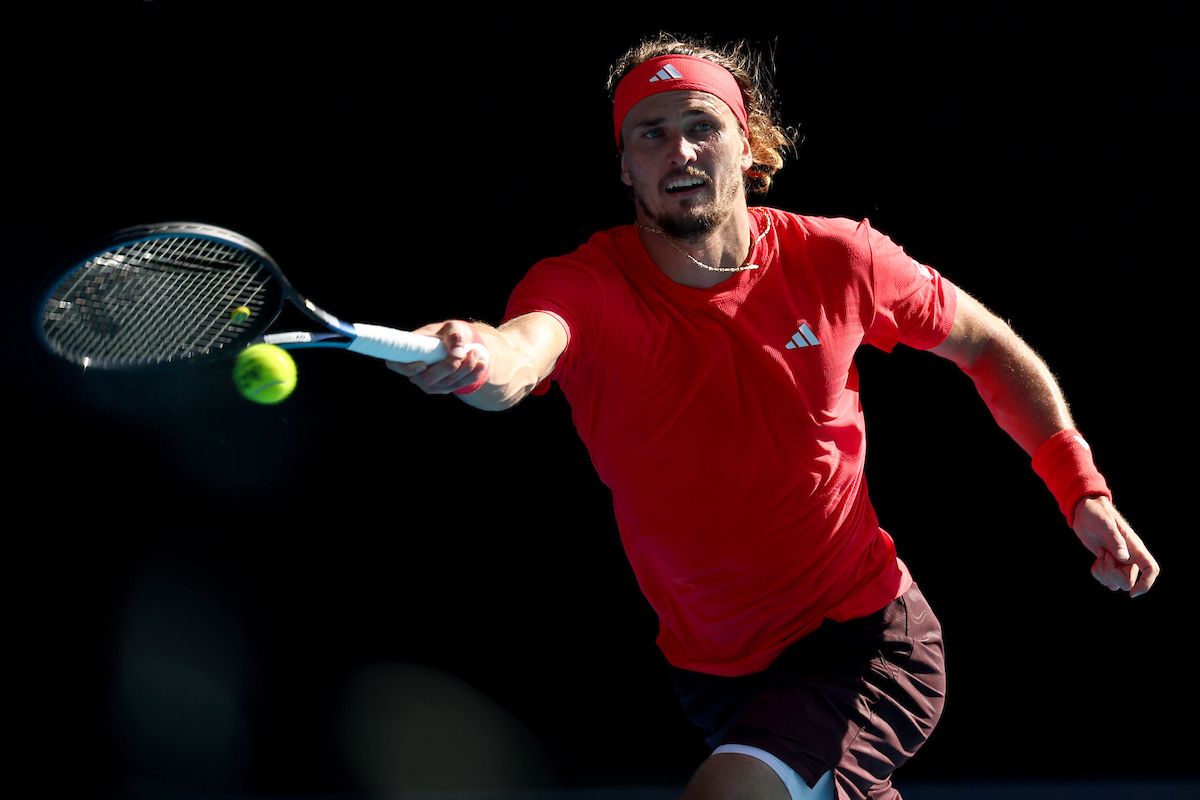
left=631, top=109, right=715, bottom=130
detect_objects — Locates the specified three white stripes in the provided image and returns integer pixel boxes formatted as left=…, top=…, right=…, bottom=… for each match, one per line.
left=648, top=64, right=685, bottom=83
left=785, top=322, right=821, bottom=350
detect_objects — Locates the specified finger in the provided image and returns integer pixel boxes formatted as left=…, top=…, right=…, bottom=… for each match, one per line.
left=422, top=371, right=464, bottom=392
left=408, top=320, right=470, bottom=360
left=386, top=360, right=427, bottom=376
left=426, top=357, right=476, bottom=389
left=1101, top=517, right=1130, bottom=563
left=420, top=370, right=472, bottom=394
left=1115, top=518, right=1161, bottom=598
left=465, top=343, right=489, bottom=376
left=1106, top=550, right=1134, bottom=591
left=417, top=345, right=474, bottom=385
left=1126, top=536, right=1161, bottom=598
left=1125, top=563, right=1140, bottom=591
left=1079, top=518, right=1129, bottom=563
left=1113, top=536, right=1130, bottom=562
left=444, top=351, right=489, bottom=392
left=1114, top=561, right=1135, bottom=592
left=408, top=375, right=453, bottom=395
left=1091, top=552, right=1125, bottom=592
left=1130, top=561, right=1159, bottom=597
left=404, top=360, right=466, bottom=394
left=445, top=327, right=472, bottom=360
left=411, top=321, right=453, bottom=338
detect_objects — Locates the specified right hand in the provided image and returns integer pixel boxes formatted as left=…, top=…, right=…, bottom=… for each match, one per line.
left=385, top=319, right=489, bottom=395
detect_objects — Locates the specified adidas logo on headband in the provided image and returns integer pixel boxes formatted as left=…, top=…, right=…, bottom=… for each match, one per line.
left=648, top=64, right=685, bottom=83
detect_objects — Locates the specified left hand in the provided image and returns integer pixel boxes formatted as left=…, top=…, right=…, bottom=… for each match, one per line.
left=1072, top=495, right=1159, bottom=597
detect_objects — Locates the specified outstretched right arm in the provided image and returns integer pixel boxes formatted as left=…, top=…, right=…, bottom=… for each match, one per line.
left=385, top=312, right=568, bottom=412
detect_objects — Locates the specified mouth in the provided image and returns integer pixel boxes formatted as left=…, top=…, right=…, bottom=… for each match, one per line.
left=663, top=174, right=709, bottom=196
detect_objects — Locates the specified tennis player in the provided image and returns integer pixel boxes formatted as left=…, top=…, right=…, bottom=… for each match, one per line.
left=388, top=33, right=1159, bottom=800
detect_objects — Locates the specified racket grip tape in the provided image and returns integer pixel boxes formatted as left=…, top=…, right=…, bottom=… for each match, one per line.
left=347, top=324, right=447, bottom=363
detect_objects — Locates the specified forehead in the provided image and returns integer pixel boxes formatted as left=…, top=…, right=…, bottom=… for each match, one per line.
left=622, top=90, right=734, bottom=129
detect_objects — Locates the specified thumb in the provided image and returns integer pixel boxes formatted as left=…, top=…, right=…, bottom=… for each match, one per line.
left=1109, top=527, right=1130, bottom=563
left=1077, top=497, right=1130, bottom=562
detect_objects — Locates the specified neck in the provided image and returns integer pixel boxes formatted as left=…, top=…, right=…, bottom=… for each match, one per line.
left=635, top=201, right=753, bottom=288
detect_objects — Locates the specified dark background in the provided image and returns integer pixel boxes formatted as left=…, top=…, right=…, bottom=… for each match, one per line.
left=4, top=2, right=1194, bottom=798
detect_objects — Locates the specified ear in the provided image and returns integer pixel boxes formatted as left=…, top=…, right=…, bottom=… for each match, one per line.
left=739, top=130, right=753, bottom=172
left=620, top=151, right=633, bottom=187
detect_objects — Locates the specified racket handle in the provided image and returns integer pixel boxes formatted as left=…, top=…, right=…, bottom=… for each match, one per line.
left=347, top=324, right=448, bottom=363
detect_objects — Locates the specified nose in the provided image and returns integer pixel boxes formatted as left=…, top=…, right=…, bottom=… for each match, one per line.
left=666, top=133, right=698, bottom=167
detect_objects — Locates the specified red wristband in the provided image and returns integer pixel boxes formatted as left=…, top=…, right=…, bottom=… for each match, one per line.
left=452, top=324, right=490, bottom=396
left=1030, top=429, right=1112, bottom=526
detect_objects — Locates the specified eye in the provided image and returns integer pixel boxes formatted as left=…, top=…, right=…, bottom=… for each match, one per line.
left=642, top=127, right=663, bottom=139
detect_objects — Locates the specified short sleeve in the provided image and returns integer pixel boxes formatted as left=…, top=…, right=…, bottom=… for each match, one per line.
left=861, top=222, right=958, bottom=353
left=502, top=251, right=608, bottom=393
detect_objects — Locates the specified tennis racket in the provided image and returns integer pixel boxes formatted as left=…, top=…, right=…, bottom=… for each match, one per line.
left=37, top=221, right=451, bottom=370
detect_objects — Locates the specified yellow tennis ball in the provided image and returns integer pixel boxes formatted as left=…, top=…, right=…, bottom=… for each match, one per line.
left=232, top=343, right=297, bottom=404
left=231, top=305, right=252, bottom=324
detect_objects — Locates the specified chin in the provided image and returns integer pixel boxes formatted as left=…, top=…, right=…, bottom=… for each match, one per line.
left=661, top=215, right=720, bottom=239
left=656, top=203, right=725, bottom=239
left=637, top=196, right=719, bottom=239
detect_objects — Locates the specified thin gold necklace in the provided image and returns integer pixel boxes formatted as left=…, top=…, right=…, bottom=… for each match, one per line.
left=636, top=210, right=771, bottom=273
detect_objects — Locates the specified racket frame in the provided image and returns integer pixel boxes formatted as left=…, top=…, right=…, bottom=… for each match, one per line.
left=37, top=221, right=444, bottom=370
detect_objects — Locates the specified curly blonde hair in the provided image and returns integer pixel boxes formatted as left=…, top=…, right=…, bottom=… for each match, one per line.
left=607, top=32, right=796, bottom=194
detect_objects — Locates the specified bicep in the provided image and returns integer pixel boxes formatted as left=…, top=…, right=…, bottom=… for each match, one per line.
left=928, top=287, right=1008, bottom=370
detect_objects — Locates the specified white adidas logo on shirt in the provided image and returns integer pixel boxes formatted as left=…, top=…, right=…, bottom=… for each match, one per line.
left=785, top=323, right=821, bottom=350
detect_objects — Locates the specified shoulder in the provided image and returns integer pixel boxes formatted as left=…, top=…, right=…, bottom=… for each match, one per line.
left=507, top=224, right=639, bottom=323
left=759, top=207, right=866, bottom=234
left=539, top=224, right=637, bottom=269
left=758, top=208, right=878, bottom=284
left=760, top=208, right=874, bottom=257
left=515, top=224, right=637, bottom=290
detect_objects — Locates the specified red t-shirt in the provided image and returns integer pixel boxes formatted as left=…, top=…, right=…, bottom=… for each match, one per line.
left=504, top=207, right=958, bottom=676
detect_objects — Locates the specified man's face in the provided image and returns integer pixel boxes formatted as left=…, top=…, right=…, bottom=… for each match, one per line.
left=619, top=90, right=753, bottom=240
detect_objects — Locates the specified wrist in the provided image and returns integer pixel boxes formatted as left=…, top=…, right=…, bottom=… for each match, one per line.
left=1030, top=429, right=1112, bottom=526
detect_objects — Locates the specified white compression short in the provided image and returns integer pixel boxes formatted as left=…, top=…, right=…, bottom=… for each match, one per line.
left=712, top=743, right=835, bottom=800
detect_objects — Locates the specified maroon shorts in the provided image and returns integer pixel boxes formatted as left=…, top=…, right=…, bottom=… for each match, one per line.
left=669, top=582, right=947, bottom=800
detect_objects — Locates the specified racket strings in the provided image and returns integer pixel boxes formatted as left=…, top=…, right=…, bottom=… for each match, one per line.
left=42, top=236, right=276, bottom=367
left=49, top=238, right=212, bottom=360
left=104, top=237, right=267, bottom=362
left=82, top=238, right=217, bottom=361
left=135, top=238, right=258, bottom=362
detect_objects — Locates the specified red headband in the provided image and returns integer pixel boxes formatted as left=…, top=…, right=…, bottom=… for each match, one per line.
left=612, top=54, right=749, bottom=148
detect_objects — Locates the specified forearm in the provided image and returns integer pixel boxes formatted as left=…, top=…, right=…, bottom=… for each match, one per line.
left=933, top=289, right=1077, bottom=456
left=959, top=328, right=1075, bottom=457
left=456, top=320, right=556, bottom=412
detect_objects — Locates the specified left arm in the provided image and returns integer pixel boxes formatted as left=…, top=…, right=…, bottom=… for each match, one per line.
left=929, top=288, right=1159, bottom=597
